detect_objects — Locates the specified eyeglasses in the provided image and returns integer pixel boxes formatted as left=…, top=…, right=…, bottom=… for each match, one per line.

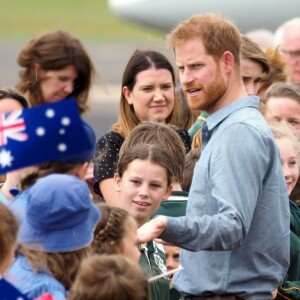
left=280, top=48, right=300, bottom=58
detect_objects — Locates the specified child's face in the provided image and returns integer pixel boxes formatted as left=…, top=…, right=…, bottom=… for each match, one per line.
left=241, top=58, right=265, bottom=96
left=276, top=137, right=299, bottom=195
left=265, top=97, right=300, bottom=132
left=114, top=159, right=172, bottom=227
left=164, top=245, right=181, bottom=287
left=121, top=216, right=141, bottom=262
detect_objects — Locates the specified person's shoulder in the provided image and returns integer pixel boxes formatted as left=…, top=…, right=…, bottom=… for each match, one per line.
left=98, top=131, right=124, bottom=141
left=175, top=128, right=192, bottom=152
left=96, top=131, right=125, bottom=147
left=290, top=200, right=300, bottom=236
left=12, top=257, right=67, bottom=299
left=152, top=198, right=187, bottom=218
left=175, top=127, right=189, bottom=138
left=9, top=256, right=59, bottom=295
left=222, top=105, right=271, bottom=139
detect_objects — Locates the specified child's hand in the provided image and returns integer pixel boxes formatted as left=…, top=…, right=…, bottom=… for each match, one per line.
left=137, top=215, right=168, bottom=243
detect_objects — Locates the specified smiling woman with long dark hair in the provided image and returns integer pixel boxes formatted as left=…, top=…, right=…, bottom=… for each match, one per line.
left=93, top=49, right=191, bottom=206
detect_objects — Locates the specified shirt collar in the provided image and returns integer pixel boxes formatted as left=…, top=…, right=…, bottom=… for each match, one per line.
left=206, top=96, right=260, bottom=131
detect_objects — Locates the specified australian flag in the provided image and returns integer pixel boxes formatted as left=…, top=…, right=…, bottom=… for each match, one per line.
left=0, top=98, right=94, bottom=175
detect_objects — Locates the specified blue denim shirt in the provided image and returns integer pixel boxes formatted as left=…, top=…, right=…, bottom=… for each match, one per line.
left=162, top=96, right=290, bottom=300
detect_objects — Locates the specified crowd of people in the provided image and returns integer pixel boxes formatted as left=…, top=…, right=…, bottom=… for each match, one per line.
left=1, top=12, right=300, bottom=300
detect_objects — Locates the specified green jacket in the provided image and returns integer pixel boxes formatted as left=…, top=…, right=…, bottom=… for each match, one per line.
left=139, top=241, right=169, bottom=300
left=150, top=192, right=187, bottom=300
left=276, top=200, right=300, bottom=300
left=151, top=191, right=188, bottom=218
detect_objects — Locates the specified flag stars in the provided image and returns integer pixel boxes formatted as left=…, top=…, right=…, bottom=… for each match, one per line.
left=61, top=117, right=71, bottom=126
left=0, top=149, right=14, bottom=168
left=45, top=109, right=55, bottom=118
left=58, top=143, right=67, bottom=152
left=36, top=127, right=45, bottom=136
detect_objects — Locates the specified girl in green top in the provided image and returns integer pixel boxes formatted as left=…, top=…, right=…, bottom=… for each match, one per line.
left=271, top=122, right=300, bottom=300
left=114, top=144, right=173, bottom=300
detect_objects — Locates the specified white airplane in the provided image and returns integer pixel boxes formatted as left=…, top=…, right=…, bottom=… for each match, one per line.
left=108, top=0, right=299, bottom=33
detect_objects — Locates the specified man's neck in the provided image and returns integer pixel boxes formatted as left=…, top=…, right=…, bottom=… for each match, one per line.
left=209, top=77, right=248, bottom=115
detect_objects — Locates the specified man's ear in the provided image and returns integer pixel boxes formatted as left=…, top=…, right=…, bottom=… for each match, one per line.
left=221, top=51, right=235, bottom=74
left=122, top=86, right=133, bottom=105
left=114, top=173, right=121, bottom=192
left=162, top=184, right=173, bottom=200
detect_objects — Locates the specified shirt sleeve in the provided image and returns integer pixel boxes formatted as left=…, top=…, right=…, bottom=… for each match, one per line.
left=93, top=132, right=124, bottom=195
left=162, top=123, right=274, bottom=251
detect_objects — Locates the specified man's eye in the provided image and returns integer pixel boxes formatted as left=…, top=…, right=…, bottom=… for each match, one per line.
left=191, top=64, right=202, bottom=70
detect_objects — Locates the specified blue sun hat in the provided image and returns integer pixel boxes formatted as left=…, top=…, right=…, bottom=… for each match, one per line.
left=18, top=173, right=101, bottom=252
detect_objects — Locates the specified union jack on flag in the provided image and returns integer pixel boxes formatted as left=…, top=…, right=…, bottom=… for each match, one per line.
left=0, top=110, right=28, bottom=146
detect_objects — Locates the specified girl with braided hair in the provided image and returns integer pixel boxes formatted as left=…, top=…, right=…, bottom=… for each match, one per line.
left=91, top=203, right=140, bottom=262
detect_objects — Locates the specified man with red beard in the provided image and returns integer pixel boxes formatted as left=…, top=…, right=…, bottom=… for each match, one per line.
left=138, top=14, right=290, bottom=300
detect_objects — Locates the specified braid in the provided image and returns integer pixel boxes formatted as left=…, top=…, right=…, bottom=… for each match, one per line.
left=92, top=204, right=129, bottom=255
left=94, top=209, right=117, bottom=243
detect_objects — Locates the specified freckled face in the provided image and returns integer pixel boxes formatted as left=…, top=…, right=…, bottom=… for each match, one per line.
left=114, top=159, right=172, bottom=227
left=123, top=68, right=175, bottom=123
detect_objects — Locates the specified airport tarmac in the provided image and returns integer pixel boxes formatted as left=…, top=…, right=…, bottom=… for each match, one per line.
left=0, top=39, right=169, bottom=139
